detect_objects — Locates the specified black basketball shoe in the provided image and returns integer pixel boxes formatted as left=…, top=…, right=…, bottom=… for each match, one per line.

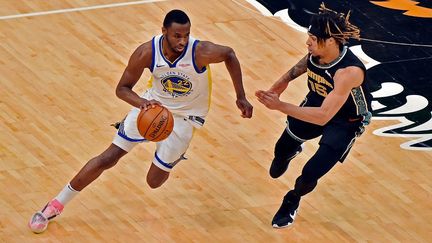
left=269, top=145, right=303, bottom=178
left=272, top=197, right=300, bottom=228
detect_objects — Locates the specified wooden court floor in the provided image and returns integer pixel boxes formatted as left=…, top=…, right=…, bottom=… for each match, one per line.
left=1, top=0, right=431, bottom=242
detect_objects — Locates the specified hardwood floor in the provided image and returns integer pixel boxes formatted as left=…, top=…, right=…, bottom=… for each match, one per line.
left=1, top=0, right=431, bottom=242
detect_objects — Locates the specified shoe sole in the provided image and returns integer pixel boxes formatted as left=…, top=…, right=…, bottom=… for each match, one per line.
left=28, top=212, right=48, bottom=233
left=271, top=208, right=298, bottom=229
left=272, top=222, right=293, bottom=229
left=27, top=211, right=50, bottom=234
left=28, top=223, right=48, bottom=234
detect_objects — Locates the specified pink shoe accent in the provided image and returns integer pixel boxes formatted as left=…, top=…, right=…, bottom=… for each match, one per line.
left=28, top=199, right=64, bottom=233
left=44, top=199, right=64, bottom=218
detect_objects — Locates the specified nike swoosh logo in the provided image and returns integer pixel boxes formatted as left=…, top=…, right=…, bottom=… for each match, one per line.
left=156, top=64, right=165, bottom=67
left=290, top=210, right=297, bottom=219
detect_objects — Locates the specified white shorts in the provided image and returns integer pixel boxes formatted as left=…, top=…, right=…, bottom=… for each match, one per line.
left=112, top=107, right=195, bottom=172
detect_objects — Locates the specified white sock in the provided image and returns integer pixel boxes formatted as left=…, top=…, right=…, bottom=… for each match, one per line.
left=54, top=183, right=80, bottom=206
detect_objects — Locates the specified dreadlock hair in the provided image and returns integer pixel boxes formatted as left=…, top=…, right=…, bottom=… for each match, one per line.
left=308, top=3, right=360, bottom=46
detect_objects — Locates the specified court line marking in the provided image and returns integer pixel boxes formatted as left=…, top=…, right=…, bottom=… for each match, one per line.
left=0, top=0, right=165, bottom=20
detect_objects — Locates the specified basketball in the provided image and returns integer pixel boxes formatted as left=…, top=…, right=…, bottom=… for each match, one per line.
left=136, top=105, right=174, bottom=142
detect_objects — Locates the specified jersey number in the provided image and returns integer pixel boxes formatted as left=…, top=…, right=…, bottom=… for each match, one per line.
left=308, top=80, right=328, bottom=97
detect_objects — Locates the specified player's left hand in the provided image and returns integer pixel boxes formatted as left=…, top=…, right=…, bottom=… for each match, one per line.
left=255, top=90, right=281, bottom=110
left=236, top=97, right=253, bottom=118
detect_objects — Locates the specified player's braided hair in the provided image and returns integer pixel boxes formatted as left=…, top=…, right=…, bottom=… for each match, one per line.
left=310, top=3, right=360, bottom=45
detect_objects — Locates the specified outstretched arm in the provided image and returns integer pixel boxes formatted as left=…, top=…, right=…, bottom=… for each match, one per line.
left=256, top=66, right=364, bottom=125
left=116, top=41, right=161, bottom=110
left=195, top=41, right=253, bottom=118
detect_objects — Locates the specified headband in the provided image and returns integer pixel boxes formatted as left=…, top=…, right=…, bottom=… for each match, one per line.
left=307, top=24, right=331, bottom=39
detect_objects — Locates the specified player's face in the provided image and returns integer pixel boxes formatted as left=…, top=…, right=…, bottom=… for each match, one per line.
left=306, top=33, right=322, bottom=57
left=306, top=33, right=333, bottom=58
left=163, top=22, right=191, bottom=54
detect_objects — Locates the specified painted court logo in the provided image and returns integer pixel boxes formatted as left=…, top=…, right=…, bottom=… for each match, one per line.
left=370, top=0, right=432, bottom=18
left=250, top=0, right=432, bottom=150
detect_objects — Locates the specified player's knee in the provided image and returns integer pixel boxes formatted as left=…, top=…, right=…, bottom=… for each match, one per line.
left=274, top=138, right=302, bottom=159
left=96, top=154, right=118, bottom=170
left=301, top=168, right=318, bottom=183
left=147, top=181, right=162, bottom=189
left=146, top=173, right=169, bottom=189
left=94, top=146, right=126, bottom=171
left=146, top=177, right=164, bottom=189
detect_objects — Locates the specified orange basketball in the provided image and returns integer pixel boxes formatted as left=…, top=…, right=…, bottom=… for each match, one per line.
left=137, top=105, right=174, bottom=142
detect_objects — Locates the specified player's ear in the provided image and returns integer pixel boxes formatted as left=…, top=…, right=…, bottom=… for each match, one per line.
left=162, top=27, right=167, bottom=35
left=327, top=37, right=336, bottom=46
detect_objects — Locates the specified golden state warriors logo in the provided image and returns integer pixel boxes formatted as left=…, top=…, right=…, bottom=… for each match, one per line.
left=160, top=71, right=192, bottom=97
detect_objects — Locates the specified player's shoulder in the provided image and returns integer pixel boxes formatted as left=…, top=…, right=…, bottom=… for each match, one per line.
left=334, top=65, right=364, bottom=87
left=195, top=40, right=232, bottom=56
left=339, top=66, right=364, bottom=76
left=130, top=40, right=153, bottom=62
left=194, top=40, right=212, bottom=51
left=127, top=39, right=154, bottom=68
left=135, top=40, right=153, bottom=57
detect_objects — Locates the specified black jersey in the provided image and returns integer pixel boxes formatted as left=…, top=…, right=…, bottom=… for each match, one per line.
left=305, top=46, right=372, bottom=122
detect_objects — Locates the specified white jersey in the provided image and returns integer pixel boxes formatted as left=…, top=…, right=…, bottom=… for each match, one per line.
left=144, top=34, right=212, bottom=121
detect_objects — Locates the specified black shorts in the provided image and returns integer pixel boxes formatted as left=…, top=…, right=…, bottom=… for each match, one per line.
left=286, top=116, right=364, bottom=162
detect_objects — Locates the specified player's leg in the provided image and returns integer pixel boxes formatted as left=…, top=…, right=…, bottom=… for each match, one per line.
left=69, top=144, right=127, bottom=190
left=29, top=108, right=144, bottom=233
left=146, top=155, right=187, bottom=188
left=146, top=163, right=170, bottom=189
left=272, top=122, right=362, bottom=228
left=146, top=115, right=193, bottom=188
left=28, top=144, right=128, bottom=233
left=270, top=129, right=303, bottom=178
left=272, top=143, right=340, bottom=228
left=270, top=117, right=323, bottom=178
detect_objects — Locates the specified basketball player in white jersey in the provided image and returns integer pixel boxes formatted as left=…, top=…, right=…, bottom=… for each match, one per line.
left=29, top=9, right=253, bottom=233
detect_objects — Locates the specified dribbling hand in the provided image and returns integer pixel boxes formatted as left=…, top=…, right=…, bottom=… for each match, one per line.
left=139, top=99, right=162, bottom=111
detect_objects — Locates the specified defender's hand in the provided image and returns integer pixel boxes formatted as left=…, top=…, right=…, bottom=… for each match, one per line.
left=255, top=90, right=282, bottom=110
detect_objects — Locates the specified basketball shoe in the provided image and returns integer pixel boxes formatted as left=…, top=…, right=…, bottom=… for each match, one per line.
left=272, top=196, right=299, bottom=228
left=269, top=145, right=303, bottom=178
left=28, top=199, right=64, bottom=233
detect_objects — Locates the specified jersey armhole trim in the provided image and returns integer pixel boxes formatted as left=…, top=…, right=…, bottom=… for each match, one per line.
left=150, top=36, right=156, bottom=72
left=192, top=40, right=207, bottom=73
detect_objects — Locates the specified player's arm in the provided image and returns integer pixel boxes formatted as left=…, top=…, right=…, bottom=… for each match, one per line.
left=115, top=41, right=161, bottom=110
left=267, top=54, right=308, bottom=96
left=195, top=41, right=253, bottom=118
left=256, top=66, right=364, bottom=125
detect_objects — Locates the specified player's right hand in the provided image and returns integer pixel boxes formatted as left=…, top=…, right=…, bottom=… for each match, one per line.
left=255, top=90, right=282, bottom=110
left=139, top=98, right=162, bottom=110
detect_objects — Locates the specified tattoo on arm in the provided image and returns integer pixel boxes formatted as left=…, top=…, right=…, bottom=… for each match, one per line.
left=285, top=55, right=308, bottom=82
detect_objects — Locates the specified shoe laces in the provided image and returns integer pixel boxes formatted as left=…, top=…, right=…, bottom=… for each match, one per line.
left=31, top=212, right=48, bottom=223
left=42, top=201, right=63, bottom=219
left=280, top=198, right=299, bottom=214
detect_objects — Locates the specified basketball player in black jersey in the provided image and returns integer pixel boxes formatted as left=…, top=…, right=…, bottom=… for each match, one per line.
left=256, top=3, right=372, bottom=228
